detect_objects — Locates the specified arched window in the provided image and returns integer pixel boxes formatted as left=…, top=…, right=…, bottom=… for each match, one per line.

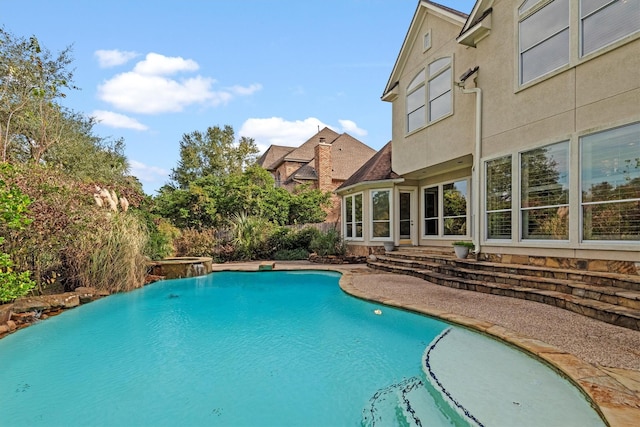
left=406, top=57, right=452, bottom=133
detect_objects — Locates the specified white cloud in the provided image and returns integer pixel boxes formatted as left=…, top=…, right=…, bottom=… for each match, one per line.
left=227, top=83, right=263, bottom=96
left=133, top=52, right=199, bottom=75
left=91, top=110, right=148, bottom=131
left=97, top=53, right=262, bottom=114
left=95, top=49, right=138, bottom=68
left=240, top=117, right=369, bottom=153
left=338, top=119, right=368, bottom=137
left=239, top=117, right=332, bottom=152
left=129, top=160, right=170, bottom=188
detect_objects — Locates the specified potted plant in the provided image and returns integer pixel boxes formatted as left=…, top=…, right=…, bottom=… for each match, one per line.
left=452, top=241, right=474, bottom=259
left=383, top=241, right=395, bottom=252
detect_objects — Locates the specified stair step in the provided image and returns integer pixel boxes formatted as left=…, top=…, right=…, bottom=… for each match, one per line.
left=368, top=260, right=640, bottom=331
left=376, top=255, right=640, bottom=310
left=388, top=250, right=640, bottom=292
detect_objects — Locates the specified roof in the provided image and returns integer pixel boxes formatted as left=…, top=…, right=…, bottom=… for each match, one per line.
left=382, top=0, right=468, bottom=98
left=329, top=133, right=377, bottom=180
left=337, top=141, right=400, bottom=190
left=291, top=162, right=317, bottom=180
left=283, top=127, right=340, bottom=162
left=256, top=145, right=295, bottom=170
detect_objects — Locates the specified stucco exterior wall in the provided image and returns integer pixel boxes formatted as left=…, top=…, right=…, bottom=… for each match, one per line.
left=391, top=10, right=477, bottom=177
left=381, top=0, right=640, bottom=262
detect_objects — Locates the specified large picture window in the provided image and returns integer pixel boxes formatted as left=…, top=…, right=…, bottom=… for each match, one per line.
left=406, top=57, right=452, bottom=133
left=406, top=70, right=425, bottom=133
left=427, top=58, right=452, bottom=123
left=581, top=123, right=640, bottom=241
left=581, top=0, right=640, bottom=56
left=371, top=190, right=392, bottom=239
left=519, top=0, right=570, bottom=84
left=344, top=193, right=363, bottom=240
left=486, top=156, right=513, bottom=240
left=423, top=180, right=469, bottom=237
left=521, top=141, right=570, bottom=239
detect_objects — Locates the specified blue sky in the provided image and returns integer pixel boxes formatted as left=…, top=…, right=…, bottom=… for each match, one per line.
left=2, top=0, right=475, bottom=194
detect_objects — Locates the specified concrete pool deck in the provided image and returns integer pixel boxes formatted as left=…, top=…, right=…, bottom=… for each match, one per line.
left=209, top=261, right=640, bottom=426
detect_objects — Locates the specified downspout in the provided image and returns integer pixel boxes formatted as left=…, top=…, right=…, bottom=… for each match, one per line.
left=457, top=77, right=482, bottom=257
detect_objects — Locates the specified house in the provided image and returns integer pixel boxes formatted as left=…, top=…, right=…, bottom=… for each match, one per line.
left=258, top=127, right=376, bottom=222
left=337, top=0, right=640, bottom=273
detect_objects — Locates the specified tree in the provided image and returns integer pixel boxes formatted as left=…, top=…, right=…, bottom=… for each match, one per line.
left=0, top=27, right=76, bottom=162
left=0, top=164, right=35, bottom=301
left=170, top=125, right=259, bottom=188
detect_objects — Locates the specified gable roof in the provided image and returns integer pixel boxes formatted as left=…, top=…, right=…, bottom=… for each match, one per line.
left=256, top=145, right=295, bottom=171
left=330, top=133, right=377, bottom=180
left=258, top=127, right=376, bottom=185
left=382, top=0, right=468, bottom=99
left=283, top=127, right=341, bottom=162
left=337, top=141, right=400, bottom=191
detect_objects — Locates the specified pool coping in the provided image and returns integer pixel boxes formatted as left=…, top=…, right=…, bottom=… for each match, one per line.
left=210, top=261, right=640, bottom=427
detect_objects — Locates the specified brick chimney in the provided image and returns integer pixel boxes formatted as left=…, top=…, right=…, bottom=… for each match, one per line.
left=314, top=138, right=332, bottom=192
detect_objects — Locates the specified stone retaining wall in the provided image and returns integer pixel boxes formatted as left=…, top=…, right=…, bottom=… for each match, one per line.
left=479, top=253, right=640, bottom=275
left=0, top=287, right=110, bottom=339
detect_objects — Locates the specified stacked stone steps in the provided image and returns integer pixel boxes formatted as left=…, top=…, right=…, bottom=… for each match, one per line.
left=375, top=254, right=640, bottom=310
left=368, top=251, right=640, bottom=331
left=391, top=250, right=640, bottom=292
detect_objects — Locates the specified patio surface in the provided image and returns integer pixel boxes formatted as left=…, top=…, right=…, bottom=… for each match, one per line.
left=209, top=261, right=640, bottom=426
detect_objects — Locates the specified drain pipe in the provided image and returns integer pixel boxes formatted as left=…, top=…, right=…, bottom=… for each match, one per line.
left=456, top=70, right=482, bottom=257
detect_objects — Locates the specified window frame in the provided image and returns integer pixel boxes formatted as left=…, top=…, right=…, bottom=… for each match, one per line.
left=517, top=0, right=640, bottom=88
left=579, top=122, right=640, bottom=242
left=580, top=0, right=640, bottom=57
left=406, top=70, right=426, bottom=133
left=518, top=0, right=570, bottom=85
left=370, top=189, right=393, bottom=241
left=421, top=178, right=470, bottom=239
left=485, top=155, right=514, bottom=241
left=343, top=192, right=364, bottom=241
left=519, top=140, right=571, bottom=241
left=405, top=56, right=453, bottom=134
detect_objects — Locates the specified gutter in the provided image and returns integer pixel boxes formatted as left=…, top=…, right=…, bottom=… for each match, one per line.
left=457, top=67, right=482, bottom=256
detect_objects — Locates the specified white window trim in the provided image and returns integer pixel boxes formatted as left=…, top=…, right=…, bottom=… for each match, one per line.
left=518, top=140, right=571, bottom=242
left=484, top=155, right=514, bottom=242
left=579, top=122, right=640, bottom=243
left=343, top=192, right=364, bottom=241
left=405, top=56, right=454, bottom=135
left=516, top=0, right=640, bottom=90
left=420, top=179, right=471, bottom=239
left=369, top=189, right=393, bottom=241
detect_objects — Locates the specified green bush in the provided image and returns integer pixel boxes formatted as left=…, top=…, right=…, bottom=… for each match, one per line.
left=173, top=228, right=220, bottom=257
left=309, top=227, right=345, bottom=257
left=65, top=212, right=148, bottom=293
left=0, top=166, right=35, bottom=302
left=273, top=248, right=310, bottom=260
left=290, top=227, right=321, bottom=251
left=230, top=213, right=273, bottom=260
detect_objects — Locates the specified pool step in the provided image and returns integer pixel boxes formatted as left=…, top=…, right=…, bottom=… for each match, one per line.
left=368, top=254, right=640, bottom=331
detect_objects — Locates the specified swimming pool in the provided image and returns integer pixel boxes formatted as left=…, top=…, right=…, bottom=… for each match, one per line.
left=0, top=271, right=604, bottom=426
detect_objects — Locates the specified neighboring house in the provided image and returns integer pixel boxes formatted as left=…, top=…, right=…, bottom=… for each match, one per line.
left=258, top=127, right=376, bottom=223
left=337, top=0, right=640, bottom=273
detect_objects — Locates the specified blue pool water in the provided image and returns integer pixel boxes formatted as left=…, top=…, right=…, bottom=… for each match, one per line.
left=0, top=271, right=604, bottom=426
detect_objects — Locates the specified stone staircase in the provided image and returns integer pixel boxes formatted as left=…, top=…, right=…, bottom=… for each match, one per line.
left=367, top=247, right=640, bottom=331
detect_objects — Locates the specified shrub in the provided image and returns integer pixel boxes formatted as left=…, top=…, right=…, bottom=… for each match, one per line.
left=174, top=228, right=219, bottom=257
left=309, top=227, right=345, bottom=257
left=65, top=212, right=148, bottom=293
left=273, top=248, right=310, bottom=260
left=290, top=227, right=321, bottom=252
left=230, top=213, right=273, bottom=260
left=0, top=165, right=35, bottom=302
